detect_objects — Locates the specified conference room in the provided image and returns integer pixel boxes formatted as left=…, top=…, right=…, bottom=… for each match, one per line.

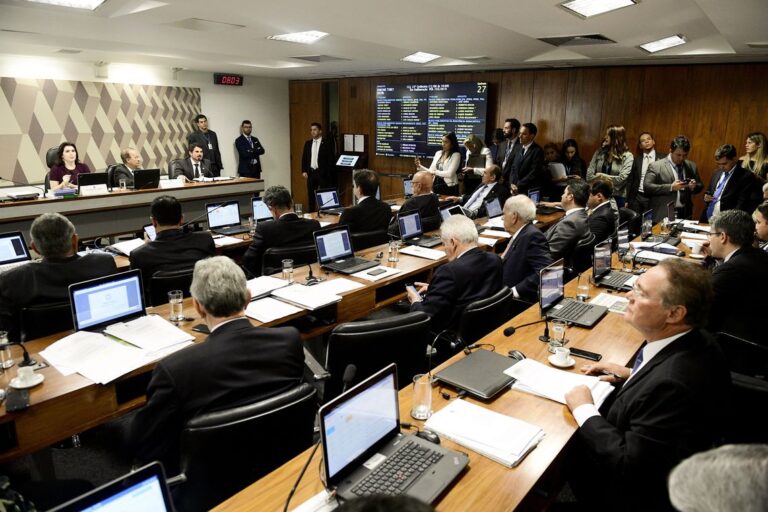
left=1, top=0, right=767, bottom=510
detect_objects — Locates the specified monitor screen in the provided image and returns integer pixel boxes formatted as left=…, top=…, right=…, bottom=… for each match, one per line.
left=398, top=211, right=423, bottom=239
left=403, top=178, right=413, bottom=197
left=0, top=232, right=30, bottom=265
left=642, top=209, right=653, bottom=236
left=617, top=224, right=630, bottom=254
left=485, top=197, right=502, bottom=218
left=81, top=475, right=168, bottom=512
left=207, top=202, right=241, bottom=229
left=316, top=228, right=354, bottom=263
left=251, top=198, right=272, bottom=221
left=71, top=272, right=144, bottom=330
left=527, top=188, right=540, bottom=205
left=539, top=261, right=564, bottom=311
left=593, top=241, right=613, bottom=279
left=316, top=189, right=340, bottom=210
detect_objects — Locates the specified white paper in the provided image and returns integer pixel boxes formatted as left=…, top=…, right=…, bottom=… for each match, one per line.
left=343, top=134, right=354, bottom=152
left=390, top=204, right=401, bottom=211
left=108, top=238, right=145, bottom=256
left=292, top=489, right=339, bottom=512
left=631, top=241, right=678, bottom=252
left=399, top=245, right=446, bottom=260
left=481, top=229, right=511, bottom=238
left=505, top=359, right=614, bottom=407
left=351, top=265, right=402, bottom=282
left=246, top=297, right=303, bottom=323
left=354, top=134, right=365, bottom=152
left=319, top=221, right=332, bottom=227
left=478, top=236, right=499, bottom=247
left=548, top=162, right=567, bottom=179
left=681, top=220, right=710, bottom=233
left=79, top=184, right=109, bottom=196
left=104, top=314, right=194, bottom=353
left=680, top=232, right=708, bottom=241
left=312, top=277, right=365, bottom=295
left=213, top=235, right=244, bottom=247
left=271, top=283, right=341, bottom=310
left=590, top=292, right=630, bottom=313
left=635, top=250, right=679, bottom=262
left=247, top=275, right=290, bottom=299
left=159, top=179, right=184, bottom=189
left=482, top=217, right=505, bottom=228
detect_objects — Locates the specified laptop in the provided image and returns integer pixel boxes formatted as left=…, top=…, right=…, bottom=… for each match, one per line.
left=251, top=197, right=272, bottom=222
left=398, top=211, right=442, bottom=248
left=316, top=188, right=344, bottom=215
left=403, top=177, right=413, bottom=198
left=484, top=197, right=503, bottom=219
left=641, top=207, right=680, bottom=246
left=527, top=188, right=541, bottom=205
left=133, top=168, right=161, bottom=190
left=78, top=172, right=108, bottom=192
left=314, top=225, right=378, bottom=274
left=434, top=349, right=518, bottom=400
left=50, top=462, right=174, bottom=512
left=439, top=204, right=464, bottom=222
left=320, top=363, right=468, bottom=502
left=206, top=200, right=249, bottom=235
left=0, top=231, right=32, bottom=273
left=69, top=269, right=146, bottom=332
left=539, top=259, right=607, bottom=328
left=592, top=240, right=636, bottom=291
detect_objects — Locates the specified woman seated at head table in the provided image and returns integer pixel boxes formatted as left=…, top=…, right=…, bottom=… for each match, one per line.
left=49, top=141, right=91, bottom=190
left=415, top=132, right=461, bottom=196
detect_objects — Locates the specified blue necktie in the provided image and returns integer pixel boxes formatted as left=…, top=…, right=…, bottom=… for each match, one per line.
left=705, top=171, right=729, bottom=220
left=630, top=343, right=646, bottom=374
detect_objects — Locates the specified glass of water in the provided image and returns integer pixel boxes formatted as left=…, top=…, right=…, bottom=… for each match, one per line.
left=282, top=259, right=294, bottom=283
left=410, top=374, right=433, bottom=420
left=388, top=240, right=401, bottom=262
left=0, top=331, right=14, bottom=370
left=248, top=216, right=256, bottom=237
left=548, top=319, right=568, bottom=353
left=119, top=178, right=127, bottom=191
left=168, top=290, right=184, bottom=322
left=295, top=203, right=303, bottom=216
left=576, top=274, right=590, bottom=302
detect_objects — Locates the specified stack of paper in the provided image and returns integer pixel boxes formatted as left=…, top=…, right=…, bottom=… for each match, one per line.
left=590, top=292, right=630, bottom=313
left=271, top=283, right=342, bottom=310
left=246, top=297, right=303, bottom=323
left=482, top=217, right=505, bottom=229
left=634, top=250, right=679, bottom=262
left=504, top=359, right=614, bottom=407
left=400, top=245, right=446, bottom=260
left=424, top=399, right=545, bottom=467
left=631, top=241, right=679, bottom=254
left=103, top=314, right=194, bottom=353
left=680, top=220, right=711, bottom=232
left=481, top=229, right=511, bottom=239
left=108, top=238, right=145, bottom=256
left=247, top=275, right=290, bottom=299
left=477, top=236, right=500, bottom=247
left=213, top=236, right=244, bottom=247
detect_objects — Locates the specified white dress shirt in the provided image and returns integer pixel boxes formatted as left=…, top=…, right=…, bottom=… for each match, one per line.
left=310, top=138, right=321, bottom=169
left=638, top=150, right=655, bottom=193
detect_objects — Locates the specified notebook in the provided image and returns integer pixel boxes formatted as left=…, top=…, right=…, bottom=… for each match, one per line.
left=320, top=363, right=468, bottom=503
left=316, top=188, right=344, bottom=215
left=0, top=231, right=31, bottom=271
left=206, top=200, right=249, bottom=235
left=133, top=168, right=161, bottom=190
left=539, top=259, right=607, bottom=328
left=592, top=240, right=636, bottom=291
left=314, top=225, right=377, bottom=274
left=69, top=269, right=146, bottom=332
left=434, top=349, right=518, bottom=400
left=527, top=188, right=541, bottom=205
left=398, top=211, right=441, bottom=248
left=251, top=197, right=272, bottom=222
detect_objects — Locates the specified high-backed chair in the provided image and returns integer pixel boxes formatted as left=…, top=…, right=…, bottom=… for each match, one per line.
left=350, top=229, right=389, bottom=252
left=619, top=207, right=641, bottom=239
left=149, top=268, right=194, bottom=307
left=323, top=312, right=431, bottom=402
left=457, top=286, right=513, bottom=347
left=45, top=145, right=59, bottom=192
left=570, top=232, right=597, bottom=277
left=105, top=164, right=119, bottom=188
left=172, top=383, right=317, bottom=512
left=168, top=159, right=185, bottom=179
left=261, top=244, right=317, bottom=276
left=19, top=302, right=73, bottom=342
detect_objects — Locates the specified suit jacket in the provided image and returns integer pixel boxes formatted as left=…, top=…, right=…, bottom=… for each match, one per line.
left=338, top=197, right=392, bottom=234
left=587, top=202, right=616, bottom=245
left=510, top=143, right=547, bottom=194
left=700, top=164, right=764, bottom=221
left=129, top=230, right=216, bottom=290
left=235, top=135, right=265, bottom=178
left=573, top=329, right=730, bottom=511
left=627, top=151, right=666, bottom=206
left=496, top=137, right=520, bottom=183
left=173, top=158, right=213, bottom=180
left=502, top=223, right=552, bottom=303
left=586, top=150, right=634, bottom=198
left=241, top=213, right=322, bottom=277
left=389, top=194, right=440, bottom=236
left=110, top=164, right=135, bottom=188
left=129, top=318, right=305, bottom=472
left=459, top=182, right=509, bottom=218
left=411, top=247, right=502, bottom=331
left=708, top=246, right=768, bottom=345
left=546, top=209, right=590, bottom=261
left=643, top=158, right=703, bottom=222
left=0, top=253, right=117, bottom=341
left=187, top=130, right=223, bottom=171
left=301, top=137, right=336, bottom=187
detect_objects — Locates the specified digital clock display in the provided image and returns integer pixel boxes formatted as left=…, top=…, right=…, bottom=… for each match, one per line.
left=213, top=73, right=244, bottom=86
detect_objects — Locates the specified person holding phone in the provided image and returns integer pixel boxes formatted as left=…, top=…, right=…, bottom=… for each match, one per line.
left=49, top=142, right=91, bottom=190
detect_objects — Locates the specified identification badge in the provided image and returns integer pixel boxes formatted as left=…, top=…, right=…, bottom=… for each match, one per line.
left=208, top=143, right=213, bottom=150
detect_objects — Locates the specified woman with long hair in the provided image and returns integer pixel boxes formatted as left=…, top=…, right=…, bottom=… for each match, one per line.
left=586, top=125, right=634, bottom=207
left=416, top=132, right=461, bottom=196
left=49, top=142, right=91, bottom=191
left=740, top=132, right=768, bottom=180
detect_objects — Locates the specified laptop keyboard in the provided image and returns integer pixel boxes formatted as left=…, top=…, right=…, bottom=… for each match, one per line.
left=214, top=225, right=249, bottom=236
left=551, top=300, right=592, bottom=322
left=351, top=441, right=443, bottom=497
left=600, top=272, right=632, bottom=288
left=331, top=257, right=374, bottom=271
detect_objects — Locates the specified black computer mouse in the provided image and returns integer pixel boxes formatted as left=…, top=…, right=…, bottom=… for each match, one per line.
left=507, top=349, right=526, bottom=361
left=415, top=429, right=440, bottom=445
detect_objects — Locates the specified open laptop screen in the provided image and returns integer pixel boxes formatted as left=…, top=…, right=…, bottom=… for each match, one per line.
left=641, top=209, right=653, bottom=237
left=403, top=178, right=413, bottom=197
left=527, top=188, right=540, bottom=204
left=321, top=364, right=399, bottom=484
left=69, top=270, right=145, bottom=331
left=539, top=259, right=565, bottom=313
left=398, top=211, right=423, bottom=240
left=316, top=189, right=341, bottom=210
left=252, top=198, right=272, bottom=222
left=439, top=205, right=464, bottom=222
left=593, top=240, right=613, bottom=280
left=315, top=227, right=354, bottom=264
left=0, top=231, right=30, bottom=265
left=207, top=201, right=241, bottom=229
left=485, top=197, right=502, bottom=218
left=133, top=168, right=161, bottom=190
left=666, top=201, right=676, bottom=222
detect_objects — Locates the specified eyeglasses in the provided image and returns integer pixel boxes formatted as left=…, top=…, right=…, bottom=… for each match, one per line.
left=707, top=231, right=723, bottom=237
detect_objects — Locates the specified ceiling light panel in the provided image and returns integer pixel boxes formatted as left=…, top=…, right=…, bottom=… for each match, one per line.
left=560, top=0, right=636, bottom=18
left=401, top=51, right=440, bottom=64
left=27, top=0, right=106, bottom=10
left=640, top=34, right=687, bottom=53
left=267, top=31, right=328, bottom=44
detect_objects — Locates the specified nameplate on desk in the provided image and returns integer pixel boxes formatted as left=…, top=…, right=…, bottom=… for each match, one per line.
left=79, top=184, right=109, bottom=196
left=159, top=179, right=184, bottom=189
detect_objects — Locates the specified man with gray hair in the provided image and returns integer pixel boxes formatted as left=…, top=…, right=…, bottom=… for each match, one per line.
left=701, top=209, right=768, bottom=344
left=0, top=213, right=116, bottom=341
left=500, top=195, right=552, bottom=304
left=110, top=147, right=142, bottom=188
left=130, top=255, right=304, bottom=472
left=407, top=215, right=502, bottom=331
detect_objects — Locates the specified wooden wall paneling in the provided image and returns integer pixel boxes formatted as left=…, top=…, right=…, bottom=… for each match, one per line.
left=601, top=67, right=645, bottom=159
left=724, top=63, right=768, bottom=148
left=289, top=81, right=325, bottom=208
left=563, top=68, right=605, bottom=154
left=498, top=71, right=534, bottom=128
left=530, top=70, right=569, bottom=145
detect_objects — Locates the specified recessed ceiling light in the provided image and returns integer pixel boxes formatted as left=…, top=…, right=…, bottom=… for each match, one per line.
left=401, top=51, right=440, bottom=64
left=267, top=31, right=328, bottom=44
left=560, top=0, right=636, bottom=18
left=26, top=0, right=106, bottom=10
left=640, top=34, right=687, bottom=53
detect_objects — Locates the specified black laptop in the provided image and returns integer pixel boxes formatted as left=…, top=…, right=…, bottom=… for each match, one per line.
left=69, top=269, right=146, bottom=332
left=0, top=231, right=31, bottom=273
left=314, top=225, right=378, bottom=274
left=206, top=200, right=249, bottom=235
left=434, top=349, right=518, bottom=400
left=529, top=188, right=562, bottom=215
left=398, top=211, right=441, bottom=248
left=251, top=197, right=273, bottom=223
left=539, top=259, right=607, bottom=328
left=484, top=196, right=503, bottom=219
left=592, top=240, right=636, bottom=291
left=77, top=172, right=108, bottom=192
left=316, top=188, right=344, bottom=215
left=641, top=206, right=680, bottom=246
left=320, top=363, right=468, bottom=502
left=133, top=168, right=161, bottom=190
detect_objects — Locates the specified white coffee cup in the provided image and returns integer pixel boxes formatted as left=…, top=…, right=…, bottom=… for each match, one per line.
left=17, top=366, right=34, bottom=384
left=554, top=347, right=571, bottom=364
left=691, top=242, right=703, bottom=255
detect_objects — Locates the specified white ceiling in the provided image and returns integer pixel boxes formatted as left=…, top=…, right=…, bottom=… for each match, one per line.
left=0, top=0, right=766, bottom=79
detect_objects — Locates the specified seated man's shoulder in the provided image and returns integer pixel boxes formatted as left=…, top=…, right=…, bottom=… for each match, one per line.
left=78, top=252, right=118, bottom=269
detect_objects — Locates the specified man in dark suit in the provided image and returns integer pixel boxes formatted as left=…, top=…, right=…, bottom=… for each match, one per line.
left=172, top=143, right=213, bottom=181
left=701, top=209, right=768, bottom=345
left=407, top=215, right=502, bottom=332
left=545, top=179, right=590, bottom=260
left=0, top=213, right=117, bottom=341
left=446, top=165, right=509, bottom=219
left=235, top=119, right=265, bottom=179
left=301, top=122, right=336, bottom=211
left=241, top=185, right=321, bottom=277
left=110, top=147, right=142, bottom=188
left=389, top=171, right=439, bottom=236
left=338, top=170, right=392, bottom=233
left=701, top=144, right=764, bottom=222
left=129, top=195, right=215, bottom=294
left=565, top=259, right=730, bottom=511
left=644, top=135, right=703, bottom=223
left=496, top=118, right=521, bottom=185
left=507, top=122, right=546, bottom=196
left=129, top=256, right=305, bottom=473
left=587, top=178, right=617, bottom=244
left=500, top=195, right=552, bottom=303
left=187, top=114, right=223, bottom=176
left=627, top=132, right=666, bottom=213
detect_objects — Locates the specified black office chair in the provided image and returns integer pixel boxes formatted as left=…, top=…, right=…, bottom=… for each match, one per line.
left=421, top=214, right=442, bottom=233
left=350, top=229, right=389, bottom=252
left=105, top=164, right=119, bottom=188
left=149, top=268, right=194, bottom=307
left=570, top=232, right=597, bottom=277
left=619, top=207, right=641, bottom=239
left=19, top=302, right=73, bottom=342
left=323, top=312, right=432, bottom=402
left=715, top=332, right=768, bottom=381
left=261, top=244, right=317, bottom=276
left=168, top=158, right=185, bottom=179
left=172, top=382, right=317, bottom=512
left=44, top=145, right=59, bottom=192
left=457, top=286, right=513, bottom=347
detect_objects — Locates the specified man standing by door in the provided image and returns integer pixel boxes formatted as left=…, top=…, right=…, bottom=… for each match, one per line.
left=301, top=122, right=335, bottom=211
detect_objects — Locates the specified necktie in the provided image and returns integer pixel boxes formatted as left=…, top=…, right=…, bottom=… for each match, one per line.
left=194, top=163, right=200, bottom=178
left=630, top=342, right=646, bottom=374
left=676, top=164, right=685, bottom=181
left=705, top=172, right=729, bottom=220
left=639, top=154, right=652, bottom=193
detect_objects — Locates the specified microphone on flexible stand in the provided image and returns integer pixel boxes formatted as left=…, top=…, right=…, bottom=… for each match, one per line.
left=179, top=202, right=229, bottom=232
left=305, top=263, right=323, bottom=286
left=11, top=341, right=38, bottom=367
left=503, top=317, right=548, bottom=337
left=0, top=176, right=46, bottom=199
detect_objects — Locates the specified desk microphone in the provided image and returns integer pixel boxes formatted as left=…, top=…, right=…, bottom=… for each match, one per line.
left=503, top=317, right=549, bottom=339
left=305, top=263, right=323, bottom=286
left=0, top=176, right=46, bottom=198
left=179, top=202, right=229, bottom=231
left=11, top=341, right=38, bottom=367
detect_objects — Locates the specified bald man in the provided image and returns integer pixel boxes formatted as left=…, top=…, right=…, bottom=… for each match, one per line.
left=389, top=171, right=441, bottom=235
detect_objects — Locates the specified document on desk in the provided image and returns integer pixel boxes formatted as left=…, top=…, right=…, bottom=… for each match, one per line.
left=590, top=292, right=630, bottom=314
left=680, top=231, right=708, bottom=241
left=107, top=238, right=145, bottom=256
left=319, top=221, right=332, bottom=227
left=634, top=250, right=679, bottom=262
left=159, top=179, right=184, bottom=189
left=103, top=314, right=194, bottom=353
left=247, top=275, right=290, bottom=299
left=424, top=399, right=545, bottom=467
left=351, top=265, right=402, bottom=282
left=271, top=283, right=341, bottom=310
left=681, top=220, right=711, bottom=232
left=399, top=245, right=446, bottom=260
left=480, top=229, right=511, bottom=238
left=477, top=236, right=499, bottom=247
left=482, top=217, right=506, bottom=228
left=631, top=241, right=679, bottom=254
left=246, top=297, right=303, bottom=323
left=213, top=235, right=243, bottom=247
left=505, top=359, right=614, bottom=407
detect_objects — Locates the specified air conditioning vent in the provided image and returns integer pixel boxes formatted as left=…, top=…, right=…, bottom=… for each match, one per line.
left=292, top=55, right=350, bottom=63
left=539, top=34, right=616, bottom=46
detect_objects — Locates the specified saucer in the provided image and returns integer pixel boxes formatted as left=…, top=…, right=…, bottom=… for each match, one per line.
left=688, top=253, right=705, bottom=259
left=9, top=373, right=44, bottom=389
left=548, top=355, right=575, bottom=368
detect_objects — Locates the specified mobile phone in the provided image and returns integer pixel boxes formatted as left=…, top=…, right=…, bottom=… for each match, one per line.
left=191, top=324, right=210, bottom=334
left=405, top=283, right=419, bottom=295
left=143, top=224, right=157, bottom=241
left=367, top=268, right=386, bottom=276
left=569, top=348, right=602, bottom=361
left=5, top=388, right=30, bottom=412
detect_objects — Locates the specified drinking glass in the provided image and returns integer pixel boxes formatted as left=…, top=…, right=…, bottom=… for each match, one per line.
left=410, top=374, right=433, bottom=420
left=168, top=290, right=184, bottom=322
left=282, top=259, right=294, bottom=283
left=295, top=203, right=303, bottom=216
left=0, top=331, right=14, bottom=370
left=388, top=240, right=401, bottom=262
left=248, top=216, right=256, bottom=237
left=548, top=319, right=568, bottom=353
left=119, top=178, right=127, bottom=191
left=576, top=274, right=590, bottom=302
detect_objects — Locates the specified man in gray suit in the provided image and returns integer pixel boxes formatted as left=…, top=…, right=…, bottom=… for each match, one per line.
left=643, top=136, right=703, bottom=223
left=546, top=179, right=590, bottom=261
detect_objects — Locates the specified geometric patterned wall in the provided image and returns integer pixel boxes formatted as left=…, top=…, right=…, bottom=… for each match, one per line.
left=0, top=78, right=200, bottom=184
